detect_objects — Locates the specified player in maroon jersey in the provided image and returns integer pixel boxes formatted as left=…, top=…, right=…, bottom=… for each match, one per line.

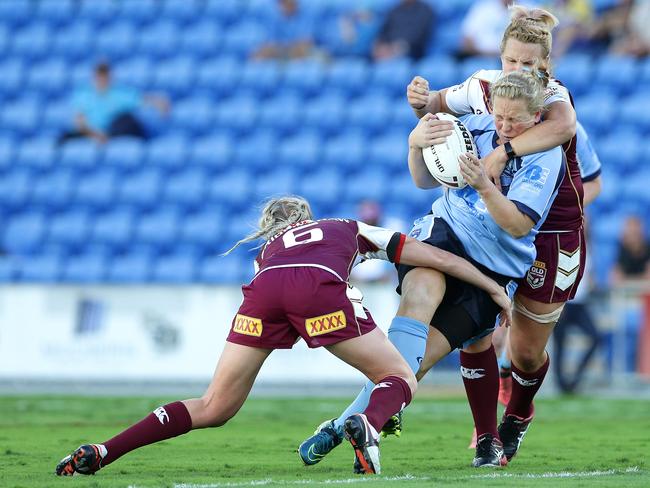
left=55, top=196, right=511, bottom=477
left=406, top=5, right=592, bottom=465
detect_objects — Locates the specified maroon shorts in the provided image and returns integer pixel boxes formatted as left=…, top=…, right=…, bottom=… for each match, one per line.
left=517, top=228, right=585, bottom=304
left=226, top=267, right=377, bottom=349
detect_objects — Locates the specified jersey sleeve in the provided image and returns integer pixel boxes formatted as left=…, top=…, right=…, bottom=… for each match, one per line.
left=445, top=71, right=481, bottom=115
left=544, top=79, right=571, bottom=106
left=507, top=148, right=566, bottom=224
left=576, top=121, right=602, bottom=182
left=356, top=221, right=406, bottom=263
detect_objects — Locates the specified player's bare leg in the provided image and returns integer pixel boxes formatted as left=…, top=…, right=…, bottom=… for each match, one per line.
left=499, top=294, right=560, bottom=461
left=55, top=343, right=271, bottom=475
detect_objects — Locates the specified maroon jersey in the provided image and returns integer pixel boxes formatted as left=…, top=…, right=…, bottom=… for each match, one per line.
left=254, top=219, right=406, bottom=283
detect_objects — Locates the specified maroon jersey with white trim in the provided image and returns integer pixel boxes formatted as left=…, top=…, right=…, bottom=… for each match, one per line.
left=254, top=219, right=405, bottom=282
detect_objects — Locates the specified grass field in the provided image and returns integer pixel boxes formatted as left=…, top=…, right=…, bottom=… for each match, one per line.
left=1, top=394, right=648, bottom=487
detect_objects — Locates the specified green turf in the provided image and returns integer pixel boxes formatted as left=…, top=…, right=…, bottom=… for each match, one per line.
left=0, top=395, right=648, bottom=487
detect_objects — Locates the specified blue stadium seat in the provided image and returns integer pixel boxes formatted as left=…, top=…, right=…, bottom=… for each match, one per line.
left=215, top=96, right=259, bottom=135
left=298, top=169, right=342, bottom=208
left=391, top=99, right=417, bottom=132
left=303, top=93, right=345, bottom=136
left=180, top=210, right=224, bottom=247
left=118, top=168, right=162, bottom=208
left=258, top=94, right=299, bottom=135
left=59, top=139, right=100, bottom=170
left=103, top=138, right=145, bottom=170
left=138, top=21, right=180, bottom=59
left=414, top=56, right=459, bottom=90
left=151, top=253, right=197, bottom=283
left=429, top=21, right=462, bottom=56
left=346, top=96, right=391, bottom=135
left=62, top=254, right=108, bottom=282
left=3, top=212, right=45, bottom=253
left=95, top=22, right=137, bottom=60
left=326, top=59, right=370, bottom=97
left=191, top=133, right=234, bottom=170
left=161, top=0, right=202, bottom=23
left=594, top=56, right=638, bottom=94
left=0, top=257, right=16, bottom=282
left=152, top=56, right=196, bottom=97
left=233, top=129, right=277, bottom=171
left=17, top=138, right=56, bottom=169
left=18, top=255, right=62, bottom=283
left=199, top=255, right=248, bottom=284
left=619, top=95, right=650, bottom=131
left=0, top=169, right=30, bottom=209
left=2, top=98, right=40, bottom=137
left=277, top=131, right=321, bottom=170
left=11, top=23, right=51, bottom=60
left=27, top=58, right=68, bottom=96
left=31, top=169, right=73, bottom=209
left=344, top=170, right=388, bottom=203
left=163, top=168, right=208, bottom=208
left=207, top=170, right=252, bottom=209
left=575, top=93, right=616, bottom=137
left=119, top=0, right=157, bottom=24
left=323, top=131, right=366, bottom=171
left=253, top=168, right=297, bottom=201
left=371, top=58, right=413, bottom=96
left=48, top=210, right=90, bottom=251
left=92, top=208, right=136, bottom=250
left=196, top=57, right=241, bottom=97
left=0, top=58, right=24, bottom=96
left=135, top=209, right=180, bottom=251
left=75, top=169, right=117, bottom=208
left=53, top=23, right=94, bottom=60
left=554, top=54, right=592, bottom=97
left=223, top=22, right=269, bottom=58
left=204, top=0, right=241, bottom=26
left=367, top=133, right=409, bottom=171
left=0, top=136, right=15, bottom=171
left=0, top=0, right=31, bottom=26
left=182, top=21, right=222, bottom=57
left=0, top=25, right=7, bottom=55
left=114, top=57, right=153, bottom=90
left=386, top=173, right=434, bottom=210
left=43, top=99, right=73, bottom=133
left=595, top=130, right=641, bottom=175
left=284, top=60, right=326, bottom=97
left=172, top=97, right=214, bottom=136
left=108, top=253, right=152, bottom=283
left=78, top=0, right=117, bottom=20
left=240, top=61, right=282, bottom=97
left=146, top=134, right=189, bottom=168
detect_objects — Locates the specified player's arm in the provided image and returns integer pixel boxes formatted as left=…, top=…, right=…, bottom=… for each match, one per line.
left=583, top=176, right=602, bottom=206
left=459, top=153, right=535, bottom=238
left=407, top=113, right=452, bottom=188
left=407, top=76, right=459, bottom=119
left=576, top=121, right=603, bottom=206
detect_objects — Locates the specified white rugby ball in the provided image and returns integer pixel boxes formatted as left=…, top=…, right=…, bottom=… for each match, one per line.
left=422, top=113, right=477, bottom=189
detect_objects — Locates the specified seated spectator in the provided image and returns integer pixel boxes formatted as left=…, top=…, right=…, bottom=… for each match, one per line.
left=544, top=0, right=594, bottom=56
left=609, top=0, right=650, bottom=56
left=458, top=0, right=513, bottom=58
left=59, top=62, right=169, bottom=145
left=610, top=215, right=650, bottom=284
left=252, top=0, right=316, bottom=60
left=322, top=3, right=379, bottom=58
left=372, top=0, right=435, bottom=61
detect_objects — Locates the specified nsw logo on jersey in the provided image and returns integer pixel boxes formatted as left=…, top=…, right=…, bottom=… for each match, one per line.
left=305, top=310, right=346, bottom=337
left=521, top=165, right=550, bottom=194
left=233, top=314, right=263, bottom=337
left=526, top=260, right=547, bottom=289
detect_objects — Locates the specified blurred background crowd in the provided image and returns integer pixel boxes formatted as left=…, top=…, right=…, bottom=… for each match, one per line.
left=1, top=0, right=649, bottom=388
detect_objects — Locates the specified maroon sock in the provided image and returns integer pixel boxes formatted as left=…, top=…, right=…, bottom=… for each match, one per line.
left=460, top=345, right=499, bottom=438
left=102, top=401, right=192, bottom=466
left=362, top=375, right=412, bottom=432
left=506, top=355, right=550, bottom=419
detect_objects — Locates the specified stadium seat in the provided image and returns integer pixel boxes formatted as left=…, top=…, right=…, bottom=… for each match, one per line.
left=207, top=170, right=252, bottom=210
left=61, top=254, right=108, bottom=282
left=102, top=138, right=146, bottom=170
left=146, top=134, right=189, bottom=168
left=17, top=254, right=62, bottom=282
left=11, top=23, right=51, bottom=60
left=151, top=253, right=197, bottom=283
left=323, top=131, right=367, bottom=171
left=0, top=136, right=15, bottom=171
left=258, top=94, right=300, bottom=135
left=27, top=58, right=68, bottom=96
left=59, top=139, right=101, bottom=170
left=119, top=0, right=157, bottom=24
left=138, top=21, right=180, bottom=59
left=0, top=0, right=31, bottom=26
left=17, top=138, right=56, bottom=169
left=284, top=60, right=326, bottom=97
left=595, top=130, right=641, bottom=175
left=344, top=170, right=388, bottom=203
left=182, top=21, right=222, bottom=57
left=95, top=22, right=137, bottom=60
left=223, top=22, right=269, bottom=58
left=574, top=93, right=616, bottom=136
left=215, top=96, right=259, bottom=135
left=371, top=58, right=413, bottom=96
left=171, top=97, right=214, bottom=136
left=0, top=257, right=16, bottom=282
left=161, top=0, right=202, bottom=23
left=3, top=212, right=45, bottom=253
left=31, top=170, right=73, bottom=209
left=303, top=93, right=346, bottom=136
left=199, top=254, right=248, bottom=284
left=0, top=58, right=24, bottom=96
left=114, top=57, right=153, bottom=90
left=391, top=99, right=418, bottom=132
left=74, top=169, right=117, bottom=208
left=203, top=0, right=241, bottom=26
left=48, top=210, right=90, bottom=251
left=108, top=253, right=152, bottom=283
left=554, top=54, right=592, bottom=97
left=429, top=21, right=462, bottom=55
left=233, top=129, right=278, bottom=171
left=180, top=210, right=224, bottom=247
left=619, top=95, right=650, bottom=131
left=594, top=56, right=638, bottom=94
left=253, top=168, right=298, bottom=202
left=0, top=169, right=30, bottom=209
left=78, top=0, right=118, bottom=21
left=414, top=56, right=459, bottom=90
left=135, top=209, right=180, bottom=251
left=298, top=169, right=343, bottom=208
left=277, top=131, right=322, bottom=170
left=117, top=168, right=162, bottom=208
left=163, top=168, right=208, bottom=209
left=53, top=23, right=94, bottom=61
left=152, top=56, right=196, bottom=97
left=191, top=133, right=234, bottom=170
left=1, top=98, right=40, bottom=137
left=346, top=95, right=392, bottom=135
left=367, top=133, right=409, bottom=171
left=92, top=208, right=136, bottom=250
left=326, top=59, right=370, bottom=96
left=240, top=61, right=282, bottom=97
left=196, top=57, right=241, bottom=97
left=43, top=99, right=73, bottom=133
left=386, top=173, right=435, bottom=211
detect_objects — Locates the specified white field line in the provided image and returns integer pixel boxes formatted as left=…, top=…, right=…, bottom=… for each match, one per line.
left=472, top=466, right=640, bottom=479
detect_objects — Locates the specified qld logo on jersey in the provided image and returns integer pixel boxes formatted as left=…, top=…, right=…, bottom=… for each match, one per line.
left=526, top=260, right=547, bottom=289
left=305, top=310, right=346, bottom=337
left=233, top=314, right=263, bottom=337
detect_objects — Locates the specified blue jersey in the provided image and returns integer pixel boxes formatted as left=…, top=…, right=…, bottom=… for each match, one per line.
left=576, top=121, right=601, bottom=182
left=430, top=114, right=565, bottom=278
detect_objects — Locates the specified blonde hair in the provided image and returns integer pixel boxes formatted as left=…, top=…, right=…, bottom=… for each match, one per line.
left=223, top=195, right=313, bottom=255
left=500, top=5, right=559, bottom=69
left=490, top=71, right=546, bottom=116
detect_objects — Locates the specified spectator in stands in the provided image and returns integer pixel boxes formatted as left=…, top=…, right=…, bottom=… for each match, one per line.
left=543, top=1, right=594, bottom=56
left=323, top=3, right=380, bottom=58
left=372, top=0, right=435, bottom=61
left=58, top=62, right=169, bottom=145
left=611, top=215, right=650, bottom=283
left=458, top=0, right=513, bottom=58
left=609, top=0, right=650, bottom=56
left=252, top=0, right=316, bottom=60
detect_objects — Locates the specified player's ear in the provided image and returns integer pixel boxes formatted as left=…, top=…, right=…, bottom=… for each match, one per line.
left=533, top=111, right=542, bottom=124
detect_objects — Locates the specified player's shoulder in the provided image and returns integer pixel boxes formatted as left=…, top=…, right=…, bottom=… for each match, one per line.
left=522, top=145, right=563, bottom=166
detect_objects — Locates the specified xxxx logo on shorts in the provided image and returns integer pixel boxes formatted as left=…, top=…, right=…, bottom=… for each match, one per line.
left=233, top=314, right=263, bottom=337
left=526, top=260, right=546, bottom=289
left=305, top=310, right=346, bottom=337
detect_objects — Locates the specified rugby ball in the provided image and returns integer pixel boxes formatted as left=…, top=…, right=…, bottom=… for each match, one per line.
left=422, top=113, right=477, bottom=189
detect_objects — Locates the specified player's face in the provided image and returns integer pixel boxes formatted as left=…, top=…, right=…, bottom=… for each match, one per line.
left=492, top=97, right=541, bottom=142
left=500, top=38, right=546, bottom=73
